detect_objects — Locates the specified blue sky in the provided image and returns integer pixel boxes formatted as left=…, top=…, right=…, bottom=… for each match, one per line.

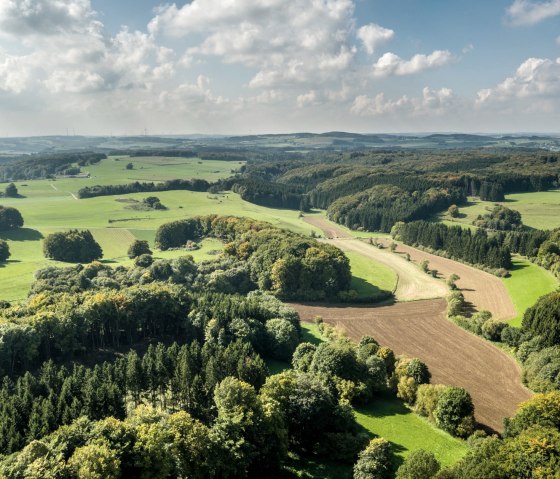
left=0, top=0, right=559, bottom=135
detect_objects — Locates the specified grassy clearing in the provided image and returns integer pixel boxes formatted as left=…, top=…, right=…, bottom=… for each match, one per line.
left=435, top=191, right=560, bottom=231
left=346, top=251, right=397, bottom=299
left=355, top=395, right=469, bottom=469
left=502, top=256, right=558, bottom=327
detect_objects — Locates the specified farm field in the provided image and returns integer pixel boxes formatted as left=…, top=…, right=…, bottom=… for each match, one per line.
left=304, top=216, right=448, bottom=301
left=293, top=300, right=531, bottom=432
left=436, top=191, right=560, bottom=230
left=289, top=323, right=469, bottom=476
left=346, top=250, right=397, bottom=300
left=502, top=256, right=558, bottom=327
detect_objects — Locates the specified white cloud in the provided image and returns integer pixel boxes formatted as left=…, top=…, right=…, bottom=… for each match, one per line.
left=0, top=0, right=98, bottom=37
left=506, top=0, right=560, bottom=26
left=476, top=57, right=560, bottom=106
left=372, top=50, right=454, bottom=77
left=151, top=0, right=356, bottom=89
left=351, top=87, right=457, bottom=117
left=0, top=52, right=33, bottom=93
left=356, top=23, right=394, bottom=55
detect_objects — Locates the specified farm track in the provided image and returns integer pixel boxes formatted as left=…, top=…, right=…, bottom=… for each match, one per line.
left=303, top=216, right=445, bottom=301
left=292, top=300, right=531, bottom=432
left=299, top=216, right=530, bottom=431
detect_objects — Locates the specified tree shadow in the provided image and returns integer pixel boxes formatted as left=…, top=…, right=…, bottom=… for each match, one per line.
left=0, top=227, right=43, bottom=241
left=509, top=260, right=529, bottom=272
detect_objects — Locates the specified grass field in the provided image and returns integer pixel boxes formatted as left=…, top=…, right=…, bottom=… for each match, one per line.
left=502, top=256, right=558, bottom=327
left=0, top=156, right=328, bottom=301
left=436, top=191, right=560, bottom=230
left=346, top=251, right=398, bottom=300
left=355, top=396, right=469, bottom=469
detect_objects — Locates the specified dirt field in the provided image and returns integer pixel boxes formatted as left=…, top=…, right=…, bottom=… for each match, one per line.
left=304, top=216, right=516, bottom=320
left=380, top=239, right=517, bottom=321
left=292, top=300, right=531, bottom=432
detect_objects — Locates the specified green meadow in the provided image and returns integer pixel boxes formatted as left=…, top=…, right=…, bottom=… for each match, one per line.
left=346, top=250, right=397, bottom=300
left=436, top=191, right=560, bottom=231
left=503, top=256, right=558, bottom=327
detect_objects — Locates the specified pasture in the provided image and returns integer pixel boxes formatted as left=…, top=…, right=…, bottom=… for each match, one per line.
left=502, top=257, right=558, bottom=327
left=438, top=191, right=560, bottom=230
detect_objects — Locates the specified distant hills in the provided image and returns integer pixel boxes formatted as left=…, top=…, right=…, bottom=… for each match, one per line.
left=0, top=132, right=559, bottom=156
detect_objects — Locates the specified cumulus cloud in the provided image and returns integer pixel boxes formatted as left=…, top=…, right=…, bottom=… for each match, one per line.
left=506, top=0, right=560, bottom=26
left=351, top=87, right=456, bottom=117
left=476, top=57, right=560, bottom=106
left=372, top=50, right=454, bottom=77
left=150, top=0, right=356, bottom=89
left=356, top=23, right=394, bottom=55
left=0, top=0, right=98, bottom=37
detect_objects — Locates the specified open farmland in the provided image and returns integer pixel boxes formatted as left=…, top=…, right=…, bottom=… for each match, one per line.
left=304, top=215, right=448, bottom=301
left=292, top=300, right=531, bottom=432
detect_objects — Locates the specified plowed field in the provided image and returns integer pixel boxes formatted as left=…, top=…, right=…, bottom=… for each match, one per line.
left=292, top=300, right=531, bottom=432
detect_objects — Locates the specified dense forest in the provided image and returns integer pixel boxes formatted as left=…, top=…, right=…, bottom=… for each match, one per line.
left=394, top=221, right=513, bottom=271
left=0, top=153, right=105, bottom=181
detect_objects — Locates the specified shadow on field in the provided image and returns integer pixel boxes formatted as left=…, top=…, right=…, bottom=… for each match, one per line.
left=509, top=261, right=529, bottom=272
left=355, top=394, right=408, bottom=469
left=0, top=228, right=43, bottom=241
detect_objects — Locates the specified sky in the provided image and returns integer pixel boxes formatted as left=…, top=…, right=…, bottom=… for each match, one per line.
left=0, top=0, right=559, bottom=136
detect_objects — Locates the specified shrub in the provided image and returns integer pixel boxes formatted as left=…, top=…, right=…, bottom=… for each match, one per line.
left=353, top=438, right=392, bottom=479
left=291, top=342, right=316, bottom=372
left=415, top=384, right=448, bottom=421
left=0, top=240, right=10, bottom=262
left=397, top=376, right=418, bottom=405
left=406, top=358, right=431, bottom=384
left=127, top=240, right=152, bottom=259
left=0, top=205, right=24, bottom=230
left=481, top=319, right=507, bottom=341
left=134, top=254, right=153, bottom=267
left=43, top=230, right=102, bottom=263
left=396, top=449, right=440, bottom=479
left=434, top=387, right=475, bottom=437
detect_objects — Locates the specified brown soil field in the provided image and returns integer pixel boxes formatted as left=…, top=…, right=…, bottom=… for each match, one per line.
left=303, top=216, right=516, bottom=321
left=379, top=239, right=517, bottom=321
left=292, top=300, right=531, bottom=432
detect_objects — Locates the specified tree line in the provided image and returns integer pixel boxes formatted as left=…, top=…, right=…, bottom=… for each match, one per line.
left=394, top=221, right=513, bottom=270
left=77, top=178, right=210, bottom=199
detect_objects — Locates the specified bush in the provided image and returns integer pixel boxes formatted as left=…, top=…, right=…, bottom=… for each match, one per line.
left=396, top=449, right=440, bottom=479
left=0, top=240, right=9, bottom=262
left=43, top=230, right=103, bottom=263
left=434, top=387, right=475, bottom=437
left=0, top=205, right=24, bottom=230
left=397, top=376, right=418, bottom=405
left=4, top=183, right=17, bottom=197
left=127, top=240, right=152, bottom=259
left=265, top=318, right=299, bottom=361
left=134, top=254, right=153, bottom=267
left=501, top=325, right=522, bottom=347
left=415, top=384, right=448, bottom=421
left=406, top=358, right=431, bottom=384
left=353, top=438, right=392, bottom=479
left=481, top=319, right=507, bottom=341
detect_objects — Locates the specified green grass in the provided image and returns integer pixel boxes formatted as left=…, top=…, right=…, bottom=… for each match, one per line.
left=434, top=191, right=560, bottom=231
left=502, top=256, right=558, bottom=327
left=346, top=251, right=397, bottom=299
left=355, top=395, right=469, bottom=469
left=0, top=156, right=327, bottom=301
